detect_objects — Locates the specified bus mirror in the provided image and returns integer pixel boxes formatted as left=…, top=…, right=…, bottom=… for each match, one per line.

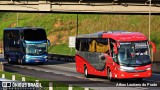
left=149, top=41, right=156, bottom=53
left=113, top=43, right=118, bottom=54
left=23, top=41, right=26, bottom=47
left=99, top=55, right=106, bottom=61
left=14, top=41, right=16, bottom=45
left=47, top=39, right=50, bottom=46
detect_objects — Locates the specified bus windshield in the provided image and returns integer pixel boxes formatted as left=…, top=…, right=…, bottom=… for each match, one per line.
left=118, top=41, right=151, bottom=66
left=26, top=43, right=47, bottom=55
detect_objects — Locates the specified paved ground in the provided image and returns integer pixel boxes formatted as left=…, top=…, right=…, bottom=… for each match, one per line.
left=1, top=54, right=160, bottom=90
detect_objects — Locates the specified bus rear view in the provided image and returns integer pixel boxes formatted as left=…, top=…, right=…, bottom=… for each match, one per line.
left=3, top=27, right=50, bottom=64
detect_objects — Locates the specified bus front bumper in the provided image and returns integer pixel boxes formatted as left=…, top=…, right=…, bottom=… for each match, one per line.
left=25, top=58, right=47, bottom=63
left=115, top=70, right=152, bottom=79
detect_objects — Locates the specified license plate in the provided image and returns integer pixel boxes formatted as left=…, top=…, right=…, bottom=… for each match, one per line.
left=35, top=60, right=39, bottom=62
left=134, top=74, right=139, bottom=76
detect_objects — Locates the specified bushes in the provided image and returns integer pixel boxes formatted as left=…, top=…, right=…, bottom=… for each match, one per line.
left=0, top=13, right=160, bottom=54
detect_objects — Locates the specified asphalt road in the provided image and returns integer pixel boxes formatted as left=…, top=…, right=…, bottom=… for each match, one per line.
left=0, top=54, right=160, bottom=90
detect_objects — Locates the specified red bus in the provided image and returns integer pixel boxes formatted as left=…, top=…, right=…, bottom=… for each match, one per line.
left=75, top=31, right=156, bottom=81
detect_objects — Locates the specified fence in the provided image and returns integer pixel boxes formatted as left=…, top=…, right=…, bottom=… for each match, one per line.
left=49, top=50, right=160, bottom=63
left=48, top=54, right=75, bottom=62
left=48, top=52, right=160, bottom=73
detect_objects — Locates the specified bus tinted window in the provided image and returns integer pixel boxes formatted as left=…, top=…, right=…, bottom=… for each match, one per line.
left=95, top=38, right=109, bottom=53
left=79, top=39, right=89, bottom=51
left=76, top=38, right=109, bottom=53
left=24, top=29, right=47, bottom=41
left=4, top=30, right=20, bottom=45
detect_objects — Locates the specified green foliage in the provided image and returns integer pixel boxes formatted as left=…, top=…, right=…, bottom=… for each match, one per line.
left=73, top=86, right=84, bottom=90
left=49, top=44, right=75, bottom=55
left=0, top=12, right=160, bottom=55
left=0, top=71, right=85, bottom=90
left=53, top=82, right=68, bottom=90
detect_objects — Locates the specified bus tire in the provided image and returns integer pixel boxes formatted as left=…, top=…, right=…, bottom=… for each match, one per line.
left=19, top=59, right=25, bottom=65
left=18, top=59, right=22, bottom=65
left=107, top=68, right=114, bottom=82
left=84, top=66, right=90, bottom=78
left=16, top=56, right=19, bottom=64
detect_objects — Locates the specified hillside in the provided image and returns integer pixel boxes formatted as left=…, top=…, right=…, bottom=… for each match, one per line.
left=0, top=12, right=160, bottom=55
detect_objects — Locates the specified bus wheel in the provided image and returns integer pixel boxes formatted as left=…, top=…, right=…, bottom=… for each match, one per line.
left=18, top=59, right=22, bottom=64
left=19, top=59, right=24, bottom=65
left=84, top=66, right=89, bottom=78
left=107, top=68, right=114, bottom=81
left=15, top=56, right=19, bottom=64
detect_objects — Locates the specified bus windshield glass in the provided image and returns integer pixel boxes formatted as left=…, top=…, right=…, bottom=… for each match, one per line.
left=118, top=41, right=150, bottom=66
left=26, top=43, right=47, bottom=55
left=24, top=29, right=47, bottom=41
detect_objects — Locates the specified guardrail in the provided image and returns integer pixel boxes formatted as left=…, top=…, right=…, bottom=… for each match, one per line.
left=48, top=54, right=75, bottom=62
left=48, top=50, right=160, bottom=63
left=48, top=53, right=160, bottom=73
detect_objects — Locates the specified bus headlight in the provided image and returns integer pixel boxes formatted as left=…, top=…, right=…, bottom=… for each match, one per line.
left=44, top=56, right=47, bottom=59
left=119, top=68, right=127, bottom=71
left=119, top=66, right=135, bottom=72
left=25, top=55, right=30, bottom=59
left=146, top=67, right=151, bottom=70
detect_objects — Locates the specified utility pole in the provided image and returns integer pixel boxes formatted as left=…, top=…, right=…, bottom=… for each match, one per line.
left=149, top=0, right=151, bottom=41
left=17, top=13, right=18, bottom=27
left=149, top=0, right=154, bottom=62
left=76, top=14, right=78, bottom=36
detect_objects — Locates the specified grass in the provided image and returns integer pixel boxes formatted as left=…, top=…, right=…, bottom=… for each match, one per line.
left=0, top=12, right=160, bottom=55
left=0, top=71, right=86, bottom=90
left=0, top=71, right=50, bottom=89
left=48, top=43, right=76, bottom=55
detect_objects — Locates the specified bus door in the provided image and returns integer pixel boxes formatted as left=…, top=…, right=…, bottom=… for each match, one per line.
left=107, top=41, right=119, bottom=77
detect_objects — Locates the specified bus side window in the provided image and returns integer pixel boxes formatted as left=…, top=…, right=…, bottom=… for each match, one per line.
left=104, top=44, right=110, bottom=54
left=76, top=38, right=80, bottom=51
left=89, top=40, right=96, bottom=52
left=96, top=43, right=103, bottom=52
left=110, top=43, right=114, bottom=56
left=110, top=42, right=118, bottom=62
left=85, top=39, right=89, bottom=51
left=79, top=39, right=89, bottom=52
left=95, top=38, right=109, bottom=53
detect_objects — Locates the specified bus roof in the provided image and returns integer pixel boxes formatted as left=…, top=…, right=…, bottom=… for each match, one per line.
left=77, top=30, right=147, bottom=41
left=4, top=27, right=44, bottom=30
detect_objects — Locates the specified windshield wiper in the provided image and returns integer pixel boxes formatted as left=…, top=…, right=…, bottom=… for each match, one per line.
left=128, top=64, right=141, bottom=67
left=127, top=58, right=133, bottom=66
